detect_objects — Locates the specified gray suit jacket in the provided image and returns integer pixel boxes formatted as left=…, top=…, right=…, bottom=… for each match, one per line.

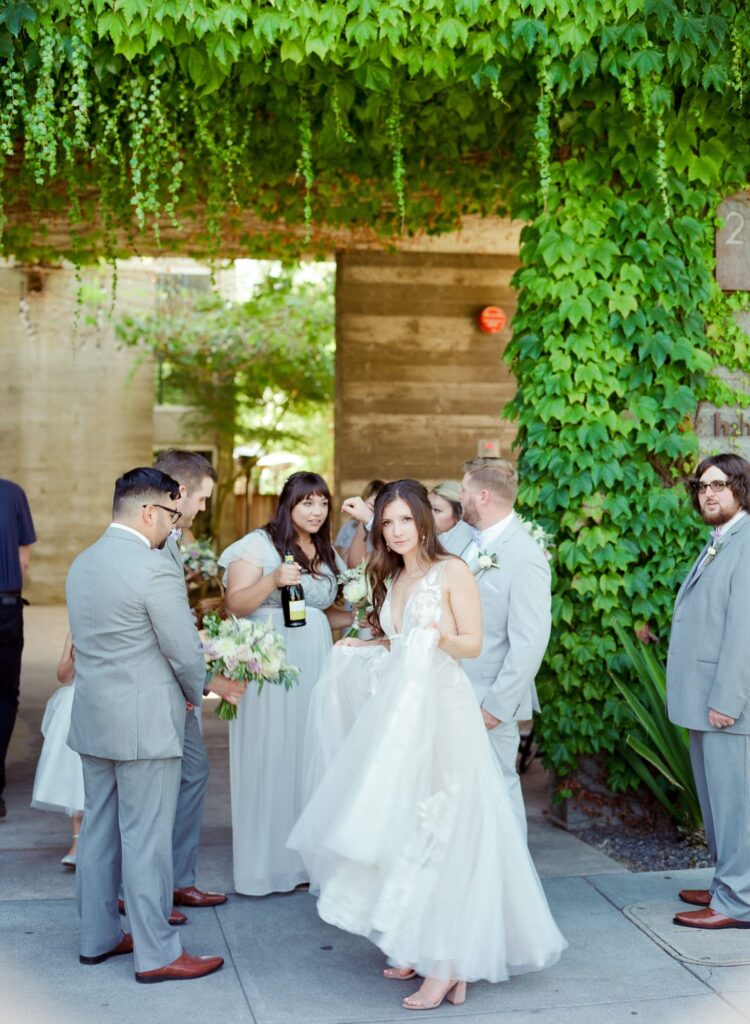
left=164, top=533, right=185, bottom=574
left=66, top=526, right=207, bottom=760
left=667, top=513, right=750, bottom=733
left=460, top=516, right=551, bottom=721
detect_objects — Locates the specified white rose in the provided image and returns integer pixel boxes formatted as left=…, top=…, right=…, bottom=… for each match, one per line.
left=264, top=652, right=283, bottom=676
left=343, top=578, right=367, bottom=604
left=478, top=554, right=493, bottom=569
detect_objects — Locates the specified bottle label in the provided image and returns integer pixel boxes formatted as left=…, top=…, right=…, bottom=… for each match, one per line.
left=287, top=600, right=305, bottom=622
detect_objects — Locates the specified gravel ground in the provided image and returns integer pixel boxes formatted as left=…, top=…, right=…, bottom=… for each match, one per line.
left=574, top=823, right=713, bottom=872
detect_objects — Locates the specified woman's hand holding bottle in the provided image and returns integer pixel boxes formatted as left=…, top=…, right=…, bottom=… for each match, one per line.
left=273, top=560, right=301, bottom=587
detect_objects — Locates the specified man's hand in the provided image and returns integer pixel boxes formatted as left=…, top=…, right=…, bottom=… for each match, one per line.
left=341, top=496, right=371, bottom=523
left=709, top=708, right=736, bottom=729
left=208, top=674, right=246, bottom=706
left=482, top=708, right=501, bottom=731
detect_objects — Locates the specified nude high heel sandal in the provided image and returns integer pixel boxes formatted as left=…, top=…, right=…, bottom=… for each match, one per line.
left=402, top=980, right=467, bottom=1010
left=383, top=967, right=417, bottom=980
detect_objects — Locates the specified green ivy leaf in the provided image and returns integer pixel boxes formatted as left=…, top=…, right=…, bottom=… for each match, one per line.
left=280, top=37, right=305, bottom=62
left=0, top=0, right=35, bottom=36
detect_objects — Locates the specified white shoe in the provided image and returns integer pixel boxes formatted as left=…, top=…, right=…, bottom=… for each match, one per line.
left=61, top=851, right=76, bottom=867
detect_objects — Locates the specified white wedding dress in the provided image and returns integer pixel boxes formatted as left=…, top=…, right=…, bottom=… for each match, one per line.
left=288, top=561, right=566, bottom=983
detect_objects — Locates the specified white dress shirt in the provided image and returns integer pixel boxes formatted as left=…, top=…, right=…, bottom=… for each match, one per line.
left=475, top=511, right=516, bottom=550
left=712, top=508, right=747, bottom=540
left=108, top=523, right=151, bottom=547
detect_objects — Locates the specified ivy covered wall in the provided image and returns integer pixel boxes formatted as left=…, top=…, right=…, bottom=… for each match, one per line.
left=2, top=0, right=750, bottom=791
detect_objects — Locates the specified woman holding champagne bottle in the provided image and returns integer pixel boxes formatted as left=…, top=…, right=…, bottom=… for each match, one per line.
left=219, top=472, right=350, bottom=895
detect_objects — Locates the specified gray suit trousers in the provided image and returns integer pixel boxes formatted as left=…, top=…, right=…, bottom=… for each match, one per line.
left=78, top=754, right=183, bottom=972
left=690, top=730, right=750, bottom=920
left=486, top=720, right=527, bottom=840
left=173, top=708, right=209, bottom=888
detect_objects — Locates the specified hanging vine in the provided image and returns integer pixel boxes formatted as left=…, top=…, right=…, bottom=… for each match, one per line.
left=534, top=51, right=553, bottom=212
left=385, top=88, right=406, bottom=231
left=295, top=92, right=314, bottom=243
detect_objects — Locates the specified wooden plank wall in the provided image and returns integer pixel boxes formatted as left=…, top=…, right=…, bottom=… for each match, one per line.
left=335, top=249, right=520, bottom=502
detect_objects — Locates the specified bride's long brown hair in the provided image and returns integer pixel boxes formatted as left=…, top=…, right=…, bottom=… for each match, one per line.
left=367, top=479, right=448, bottom=634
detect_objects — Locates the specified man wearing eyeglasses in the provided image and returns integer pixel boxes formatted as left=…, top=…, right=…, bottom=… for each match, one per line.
left=66, top=467, right=224, bottom=982
left=668, top=453, right=750, bottom=931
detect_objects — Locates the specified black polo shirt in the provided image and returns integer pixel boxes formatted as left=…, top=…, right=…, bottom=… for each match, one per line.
left=0, top=480, right=36, bottom=592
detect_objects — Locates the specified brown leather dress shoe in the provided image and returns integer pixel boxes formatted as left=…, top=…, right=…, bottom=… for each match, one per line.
left=135, top=951, right=224, bottom=984
left=80, top=932, right=134, bottom=965
left=674, top=908, right=750, bottom=929
left=679, top=889, right=712, bottom=907
left=173, top=886, right=228, bottom=908
left=117, top=898, right=187, bottom=926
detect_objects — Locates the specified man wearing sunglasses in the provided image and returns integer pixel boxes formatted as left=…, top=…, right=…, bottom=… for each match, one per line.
left=668, top=453, right=750, bottom=931
left=66, top=467, right=224, bottom=982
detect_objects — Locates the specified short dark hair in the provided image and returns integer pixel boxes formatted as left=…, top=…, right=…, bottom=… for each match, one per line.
left=113, top=467, right=180, bottom=517
left=688, top=453, right=750, bottom=513
left=153, top=449, right=217, bottom=492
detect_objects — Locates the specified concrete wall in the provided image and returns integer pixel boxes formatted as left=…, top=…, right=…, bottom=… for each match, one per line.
left=335, top=248, right=520, bottom=499
left=0, top=264, right=155, bottom=603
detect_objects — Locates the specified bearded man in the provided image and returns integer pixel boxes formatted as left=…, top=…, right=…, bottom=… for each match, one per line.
left=670, top=453, right=750, bottom=930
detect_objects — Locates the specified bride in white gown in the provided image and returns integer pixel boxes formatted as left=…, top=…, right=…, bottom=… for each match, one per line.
left=288, top=480, right=566, bottom=1011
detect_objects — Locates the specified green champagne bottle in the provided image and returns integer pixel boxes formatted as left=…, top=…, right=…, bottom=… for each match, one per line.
left=281, top=550, right=306, bottom=628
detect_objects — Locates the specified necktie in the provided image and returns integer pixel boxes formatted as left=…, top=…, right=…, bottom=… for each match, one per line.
left=710, top=527, right=722, bottom=548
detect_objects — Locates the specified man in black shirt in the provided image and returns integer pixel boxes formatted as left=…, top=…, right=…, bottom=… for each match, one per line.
left=0, top=478, right=36, bottom=817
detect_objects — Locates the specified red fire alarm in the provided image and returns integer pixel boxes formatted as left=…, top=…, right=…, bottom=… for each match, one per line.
left=477, top=306, right=507, bottom=334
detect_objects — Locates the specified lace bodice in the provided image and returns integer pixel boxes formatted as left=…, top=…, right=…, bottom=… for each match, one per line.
left=380, top=561, right=448, bottom=639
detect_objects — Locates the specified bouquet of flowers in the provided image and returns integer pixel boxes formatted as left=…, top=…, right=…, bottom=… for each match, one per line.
left=180, top=539, right=220, bottom=583
left=338, top=560, right=373, bottom=638
left=202, top=613, right=299, bottom=721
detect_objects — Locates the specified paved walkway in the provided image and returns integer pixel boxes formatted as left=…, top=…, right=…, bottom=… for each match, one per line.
left=2, top=607, right=750, bottom=1023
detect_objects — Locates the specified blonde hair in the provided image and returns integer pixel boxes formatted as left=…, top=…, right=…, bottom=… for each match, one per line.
left=431, top=480, right=461, bottom=505
left=462, top=457, right=518, bottom=502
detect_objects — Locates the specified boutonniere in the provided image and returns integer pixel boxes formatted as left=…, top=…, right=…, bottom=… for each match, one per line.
left=475, top=550, right=500, bottom=572
left=704, top=544, right=720, bottom=565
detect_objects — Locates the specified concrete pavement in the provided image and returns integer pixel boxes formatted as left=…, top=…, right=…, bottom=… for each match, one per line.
left=2, top=606, right=750, bottom=1023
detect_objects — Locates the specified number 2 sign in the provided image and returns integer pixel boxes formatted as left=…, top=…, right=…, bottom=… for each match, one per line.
left=717, top=195, right=750, bottom=291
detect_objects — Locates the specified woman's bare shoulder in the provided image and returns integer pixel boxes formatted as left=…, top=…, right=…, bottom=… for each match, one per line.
left=440, top=554, right=475, bottom=585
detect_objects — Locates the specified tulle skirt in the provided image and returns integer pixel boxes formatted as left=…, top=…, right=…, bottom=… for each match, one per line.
left=31, top=684, right=84, bottom=817
left=289, top=629, right=566, bottom=983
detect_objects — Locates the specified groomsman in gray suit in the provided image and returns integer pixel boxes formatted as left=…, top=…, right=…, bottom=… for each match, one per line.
left=669, top=453, right=750, bottom=930
left=67, top=468, right=224, bottom=982
left=153, top=449, right=242, bottom=914
left=459, top=457, right=552, bottom=837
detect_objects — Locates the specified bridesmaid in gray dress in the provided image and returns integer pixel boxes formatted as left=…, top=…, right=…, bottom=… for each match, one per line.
left=219, top=473, right=350, bottom=895
left=428, top=480, right=474, bottom=557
